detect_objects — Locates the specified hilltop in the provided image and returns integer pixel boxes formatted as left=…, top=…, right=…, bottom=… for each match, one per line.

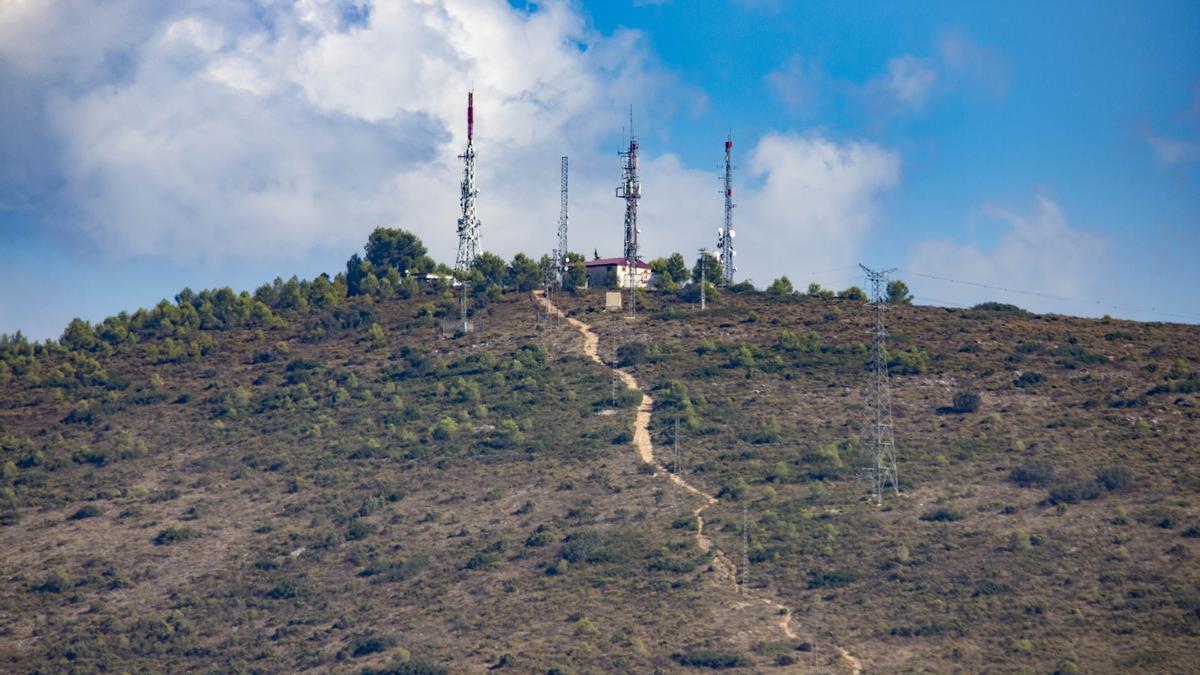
left=1, top=231, right=1198, bottom=673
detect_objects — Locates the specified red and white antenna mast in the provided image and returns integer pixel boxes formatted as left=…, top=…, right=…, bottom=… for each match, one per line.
left=716, top=134, right=736, bottom=285
left=455, top=91, right=481, bottom=273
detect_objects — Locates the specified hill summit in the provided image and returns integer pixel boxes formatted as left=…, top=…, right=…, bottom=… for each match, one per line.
left=1, top=230, right=1198, bottom=673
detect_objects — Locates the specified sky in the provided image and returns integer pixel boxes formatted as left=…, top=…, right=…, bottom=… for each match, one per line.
left=1, top=0, right=1198, bottom=340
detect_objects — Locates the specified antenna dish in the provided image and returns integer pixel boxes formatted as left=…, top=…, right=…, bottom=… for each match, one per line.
left=729, top=230, right=736, bottom=239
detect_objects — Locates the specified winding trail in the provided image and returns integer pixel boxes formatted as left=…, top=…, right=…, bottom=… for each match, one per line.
left=534, top=292, right=864, bottom=672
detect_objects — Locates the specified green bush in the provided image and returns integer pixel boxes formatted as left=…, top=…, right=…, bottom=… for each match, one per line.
left=154, top=526, right=199, bottom=545
left=68, top=504, right=103, bottom=520
left=1096, top=466, right=1132, bottom=492
left=1014, top=371, right=1044, bottom=388
left=430, top=417, right=458, bottom=441
left=919, top=507, right=963, bottom=522
left=1010, top=461, right=1054, bottom=487
left=672, top=649, right=751, bottom=669
left=889, top=348, right=929, bottom=375
left=952, top=391, right=981, bottom=413
left=349, top=633, right=399, bottom=657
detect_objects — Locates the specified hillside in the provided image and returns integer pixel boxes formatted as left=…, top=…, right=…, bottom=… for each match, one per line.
left=1, top=250, right=1198, bottom=673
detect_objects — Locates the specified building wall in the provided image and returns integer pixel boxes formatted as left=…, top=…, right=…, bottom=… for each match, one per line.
left=586, top=264, right=651, bottom=289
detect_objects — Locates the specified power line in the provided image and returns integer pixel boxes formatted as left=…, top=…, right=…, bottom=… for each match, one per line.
left=899, top=269, right=1200, bottom=322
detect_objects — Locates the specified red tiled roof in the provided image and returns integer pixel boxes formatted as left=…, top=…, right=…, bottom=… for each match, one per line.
left=585, top=257, right=651, bottom=269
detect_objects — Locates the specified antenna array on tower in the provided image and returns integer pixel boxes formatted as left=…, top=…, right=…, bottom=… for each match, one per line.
left=555, top=156, right=569, bottom=283
left=455, top=91, right=481, bottom=274
left=717, top=135, right=736, bottom=285
left=616, top=110, right=641, bottom=316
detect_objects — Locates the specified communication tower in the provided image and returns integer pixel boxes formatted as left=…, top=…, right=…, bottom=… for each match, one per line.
left=616, top=109, right=641, bottom=316
left=716, top=135, right=736, bottom=285
left=860, top=264, right=900, bottom=505
left=455, top=91, right=481, bottom=274
left=555, top=156, right=569, bottom=284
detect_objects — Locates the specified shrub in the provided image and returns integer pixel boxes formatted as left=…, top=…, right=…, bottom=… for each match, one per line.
left=1096, top=466, right=1132, bottom=492
left=919, top=507, right=963, bottom=522
left=808, top=569, right=859, bottom=588
left=68, top=505, right=103, bottom=520
left=766, top=277, right=794, bottom=296
left=1010, top=461, right=1054, bottom=487
left=1047, top=478, right=1102, bottom=505
left=430, top=417, right=458, bottom=441
left=889, top=348, right=929, bottom=375
left=34, top=566, right=73, bottom=593
left=616, top=342, right=649, bottom=367
left=349, top=633, right=399, bottom=657
left=672, top=650, right=751, bottom=669
left=838, top=286, right=867, bottom=301
left=361, top=657, right=448, bottom=675
left=154, top=526, right=198, bottom=545
left=1014, top=371, right=1044, bottom=388
left=973, top=301, right=1027, bottom=314
left=952, top=391, right=981, bottom=413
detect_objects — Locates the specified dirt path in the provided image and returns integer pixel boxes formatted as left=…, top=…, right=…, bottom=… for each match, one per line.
left=534, top=295, right=800, bottom=624
left=534, top=292, right=866, bottom=672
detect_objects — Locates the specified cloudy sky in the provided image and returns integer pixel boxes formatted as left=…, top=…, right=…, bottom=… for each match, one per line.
left=2, top=0, right=1198, bottom=339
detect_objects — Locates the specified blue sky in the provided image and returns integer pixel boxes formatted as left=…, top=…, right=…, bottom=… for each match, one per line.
left=2, top=0, right=1198, bottom=340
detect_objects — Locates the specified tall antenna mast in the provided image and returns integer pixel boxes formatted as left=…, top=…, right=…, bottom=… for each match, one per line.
left=555, top=156, right=569, bottom=285
left=860, top=264, right=900, bottom=505
left=699, top=247, right=708, bottom=311
left=616, top=107, right=641, bottom=316
left=455, top=90, right=481, bottom=274
left=717, top=134, right=736, bottom=285
left=741, top=503, right=750, bottom=593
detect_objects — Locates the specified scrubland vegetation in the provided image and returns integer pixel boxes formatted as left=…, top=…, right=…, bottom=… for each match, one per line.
left=1, top=229, right=1197, bottom=672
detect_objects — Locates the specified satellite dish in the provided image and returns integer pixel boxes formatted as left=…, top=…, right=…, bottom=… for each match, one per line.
left=732, top=250, right=737, bottom=256
left=717, top=228, right=723, bottom=236
left=729, top=230, right=736, bottom=239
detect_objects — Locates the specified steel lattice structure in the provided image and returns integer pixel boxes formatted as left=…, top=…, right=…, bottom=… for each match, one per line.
left=716, top=135, right=736, bottom=285
left=616, top=112, right=640, bottom=269
left=455, top=91, right=481, bottom=274
left=555, top=156, right=569, bottom=283
left=861, top=264, right=900, bottom=505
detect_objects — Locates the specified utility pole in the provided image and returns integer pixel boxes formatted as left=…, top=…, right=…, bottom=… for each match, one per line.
left=455, top=91, right=481, bottom=274
left=716, top=135, right=736, bottom=285
left=860, top=264, right=900, bottom=505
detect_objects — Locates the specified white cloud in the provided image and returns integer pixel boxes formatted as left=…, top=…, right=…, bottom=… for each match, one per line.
left=1146, top=133, right=1200, bottom=165
left=1, top=0, right=903, bottom=296
left=763, top=55, right=826, bottom=116
left=736, top=133, right=900, bottom=284
left=0, top=0, right=698, bottom=267
left=873, top=54, right=938, bottom=111
left=905, top=196, right=1111, bottom=313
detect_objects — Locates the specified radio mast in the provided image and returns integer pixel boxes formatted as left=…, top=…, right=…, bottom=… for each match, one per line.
left=455, top=91, right=481, bottom=274
left=716, top=135, right=736, bottom=285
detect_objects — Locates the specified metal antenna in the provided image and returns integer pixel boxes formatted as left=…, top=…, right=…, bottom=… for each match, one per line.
left=699, top=248, right=708, bottom=311
left=673, top=416, right=681, bottom=509
left=611, top=323, right=620, bottom=407
left=617, top=107, right=640, bottom=317
left=741, top=503, right=750, bottom=593
left=455, top=91, right=481, bottom=273
left=860, top=264, right=900, bottom=505
left=716, top=134, right=736, bottom=286
left=555, top=156, right=569, bottom=286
